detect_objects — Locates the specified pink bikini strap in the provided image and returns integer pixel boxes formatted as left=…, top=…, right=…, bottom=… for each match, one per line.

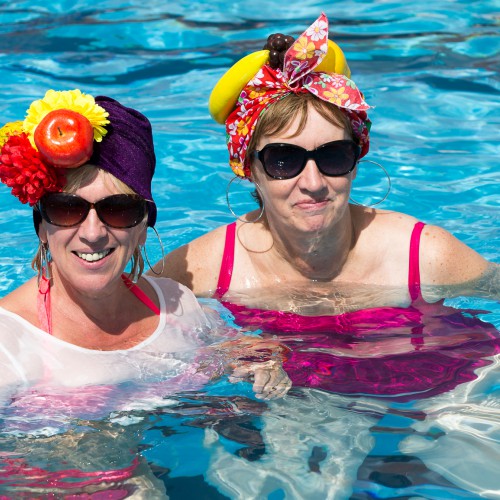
left=408, top=221, right=425, bottom=302
left=37, top=274, right=160, bottom=334
left=215, top=222, right=236, bottom=298
left=121, top=274, right=160, bottom=316
left=37, top=274, right=52, bottom=334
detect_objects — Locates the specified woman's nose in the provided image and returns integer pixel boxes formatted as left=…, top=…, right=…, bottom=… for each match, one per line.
left=78, top=208, right=108, bottom=241
left=297, top=159, right=328, bottom=192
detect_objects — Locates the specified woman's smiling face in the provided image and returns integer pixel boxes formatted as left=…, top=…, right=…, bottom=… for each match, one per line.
left=251, top=104, right=356, bottom=235
left=38, top=169, right=146, bottom=298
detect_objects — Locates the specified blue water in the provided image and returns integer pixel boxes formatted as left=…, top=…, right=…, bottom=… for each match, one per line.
left=0, top=1, right=499, bottom=498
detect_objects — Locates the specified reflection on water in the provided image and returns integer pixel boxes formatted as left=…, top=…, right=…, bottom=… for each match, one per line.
left=1, top=369, right=498, bottom=498
left=224, top=282, right=413, bottom=316
left=0, top=0, right=499, bottom=497
left=0, top=297, right=498, bottom=498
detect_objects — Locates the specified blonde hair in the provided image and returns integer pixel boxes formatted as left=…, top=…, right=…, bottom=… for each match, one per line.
left=64, top=165, right=135, bottom=195
left=32, top=165, right=145, bottom=280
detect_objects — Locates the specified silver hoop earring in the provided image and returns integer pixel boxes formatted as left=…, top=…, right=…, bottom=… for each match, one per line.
left=349, top=159, right=392, bottom=207
left=226, top=176, right=265, bottom=223
left=38, top=241, right=52, bottom=284
left=143, top=226, right=165, bottom=275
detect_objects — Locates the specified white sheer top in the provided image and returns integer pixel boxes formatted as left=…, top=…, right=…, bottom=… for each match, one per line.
left=0, top=276, right=223, bottom=400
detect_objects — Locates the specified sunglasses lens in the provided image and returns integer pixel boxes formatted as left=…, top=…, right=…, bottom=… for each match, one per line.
left=315, top=141, right=359, bottom=176
left=96, top=195, right=147, bottom=228
left=40, top=194, right=89, bottom=227
left=39, top=194, right=147, bottom=228
left=258, top=141, right=359, bottom=179
left=260, top=145, right=304, bottom=179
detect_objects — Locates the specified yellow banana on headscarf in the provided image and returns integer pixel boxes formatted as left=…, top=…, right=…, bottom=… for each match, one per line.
left=208, top=39, right=351, bottom=125
left=209, top=50, right=270, bottom=124
left=315, top=39, right=351, bottom=78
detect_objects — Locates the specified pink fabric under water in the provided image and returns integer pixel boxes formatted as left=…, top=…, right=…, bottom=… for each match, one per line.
left=222, top=301, right=500, bottom=401
left=215, top=221, right=500, bottom=401
left=0, top=456, right=138, bottom=497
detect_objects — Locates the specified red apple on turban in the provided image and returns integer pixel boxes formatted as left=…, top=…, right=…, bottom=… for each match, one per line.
left=34, top=109, right=94, bottom=168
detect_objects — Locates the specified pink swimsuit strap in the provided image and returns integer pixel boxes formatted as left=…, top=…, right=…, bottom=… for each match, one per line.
left=37, top=274, right=160, bottom=335
left=215, top=221, right=237, bottom=298
left=121, top=274, right=161, bottom=316
left=215, top=221, right=426, bottom=302
left=408, top=221, right=425, bottom=301
left=37, top=274, right=52, bottom=334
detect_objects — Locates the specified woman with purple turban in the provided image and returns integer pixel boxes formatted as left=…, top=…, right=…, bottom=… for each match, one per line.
left=0, top=89, right=290, bottom=396
left=0, top=89, right=292, bottom=496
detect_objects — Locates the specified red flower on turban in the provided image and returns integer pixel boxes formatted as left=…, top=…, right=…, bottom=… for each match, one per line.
left=0, top=133, right=65, bottom=205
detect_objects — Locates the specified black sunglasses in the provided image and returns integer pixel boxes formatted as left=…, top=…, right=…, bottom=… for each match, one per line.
left=254, top=140, right=361, bottom=180
left=38, top=193, right=148, bottom=229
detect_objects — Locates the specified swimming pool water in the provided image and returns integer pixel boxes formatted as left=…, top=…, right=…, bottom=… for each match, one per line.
left=0, top=1, right=499, bottom=498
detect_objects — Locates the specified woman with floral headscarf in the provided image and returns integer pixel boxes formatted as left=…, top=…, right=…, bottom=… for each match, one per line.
left=152, top=12, right=499, bottom=409
left=157, top=12, right=498, bottom=313
left=152, top=14, right=499, bottom=498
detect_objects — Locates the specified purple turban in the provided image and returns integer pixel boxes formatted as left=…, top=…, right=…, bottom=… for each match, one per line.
left=92, top=96, right=157, bottom=227
left=32, top=95, right=157, bottom=231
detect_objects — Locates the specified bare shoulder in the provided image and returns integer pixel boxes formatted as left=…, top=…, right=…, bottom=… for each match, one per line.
left=355, top=208, right=493, bottom=296
left=419, top=224, right=489, bottom=285
left=0, top=278, right=38, bottom=322
left=152, top=225, right=229, bottom=296
left=353, top=206, right=420, bottom=255
left=353, top=206, right=418, bottom=234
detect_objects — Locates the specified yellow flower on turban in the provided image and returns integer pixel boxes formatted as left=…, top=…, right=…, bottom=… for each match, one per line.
left=23, top=89, right=110, bottom=147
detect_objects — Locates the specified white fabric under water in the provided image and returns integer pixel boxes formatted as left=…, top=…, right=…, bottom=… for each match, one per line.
left=205, top=389, right=376, bottom=499
left=0, top=276, right=221, bottom=404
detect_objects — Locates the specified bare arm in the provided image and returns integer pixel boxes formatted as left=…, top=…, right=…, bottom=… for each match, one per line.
left=419, top=225, right=498, bottom=302
left=422, top=262, right=499, bottom=303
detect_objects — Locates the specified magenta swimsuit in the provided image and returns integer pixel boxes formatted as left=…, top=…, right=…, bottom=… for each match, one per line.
left=214, top=222, right=499, bottom=401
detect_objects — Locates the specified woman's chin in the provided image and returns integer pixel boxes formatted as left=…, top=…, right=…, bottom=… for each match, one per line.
left=55, top=267, right=123, bottom=299
left=292, top=214, right=337, bottom=234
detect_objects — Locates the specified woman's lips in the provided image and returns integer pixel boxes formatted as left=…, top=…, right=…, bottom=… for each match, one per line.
left=294, top=199, right=329, bottom=210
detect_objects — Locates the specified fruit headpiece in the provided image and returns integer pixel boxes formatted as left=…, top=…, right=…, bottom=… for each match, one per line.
left=209, top=13, right=372, bottom=178
left=0, top=89, right=157, bottom=227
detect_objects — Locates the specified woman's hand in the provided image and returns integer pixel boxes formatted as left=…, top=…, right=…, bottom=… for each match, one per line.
left=229, top=359, right=292, bottom=400
left=207, top=336, right=292, bottom=399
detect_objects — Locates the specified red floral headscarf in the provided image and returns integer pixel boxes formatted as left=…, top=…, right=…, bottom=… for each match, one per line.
left=224, top=13, right=372, bottom=178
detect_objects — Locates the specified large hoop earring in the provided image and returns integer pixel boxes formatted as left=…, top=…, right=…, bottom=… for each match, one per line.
left=226, top=176, right=265, bottom=223
left=143, top=226, right=165, bottom=275
left=38, top=241, right=52, bottom=284
left=349, top=159, right=392, bottom=207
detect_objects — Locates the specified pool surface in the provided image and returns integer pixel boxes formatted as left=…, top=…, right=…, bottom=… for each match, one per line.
left=0, top=1, right=499, bottom=498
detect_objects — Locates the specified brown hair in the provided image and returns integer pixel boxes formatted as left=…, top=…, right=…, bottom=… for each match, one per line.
left=247, top=93, right=355, bottom=206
